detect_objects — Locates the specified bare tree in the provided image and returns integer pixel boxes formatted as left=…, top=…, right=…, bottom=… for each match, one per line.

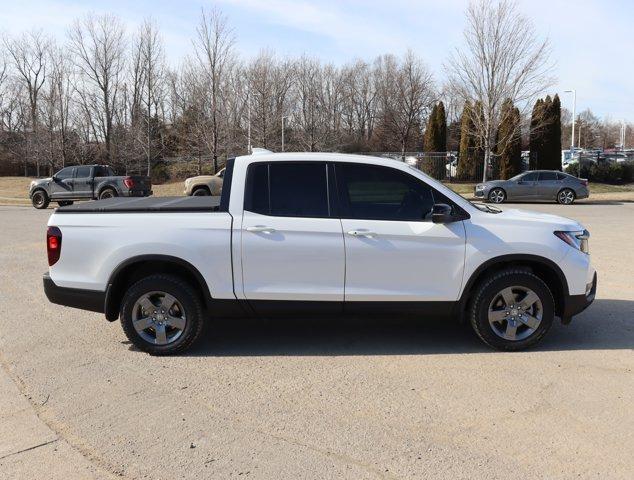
left=132, top=18, right=166, bottom=175
left=68, top=13, right=126, bottom=162
left=193, top=7, right=234, bottom=172
left=4, top=30, right=51, bottom=175
left=446, top=0, right=553, bottom=181
left=375, top=52, right=435, bottom=157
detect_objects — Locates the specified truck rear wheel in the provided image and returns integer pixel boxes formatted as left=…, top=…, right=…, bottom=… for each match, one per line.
left=32, top=190, right=50, bottom=209
left=120, top=274, right=206, bottom=355
left=469, top=269, right=554, bottom=351
left=99, top=188, right=117, bottom=199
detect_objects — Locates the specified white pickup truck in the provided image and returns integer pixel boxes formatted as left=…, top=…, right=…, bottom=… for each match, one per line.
left=44, top=151, right=596, bottom=355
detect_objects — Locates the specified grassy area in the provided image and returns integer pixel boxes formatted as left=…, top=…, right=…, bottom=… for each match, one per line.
left=442, top=181, right=634, bottom=197
left=1, top=176, right=633, bottom=205
left=152, top=181, right=185, bottom=197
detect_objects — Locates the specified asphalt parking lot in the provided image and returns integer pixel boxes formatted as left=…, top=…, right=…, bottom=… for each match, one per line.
left=0, top=202, right=633, bottom=479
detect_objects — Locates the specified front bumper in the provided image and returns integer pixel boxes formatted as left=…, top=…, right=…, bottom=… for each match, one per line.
left=561, top=271, right=597, bottom=324
left=43, top=273, right=105, bottom=313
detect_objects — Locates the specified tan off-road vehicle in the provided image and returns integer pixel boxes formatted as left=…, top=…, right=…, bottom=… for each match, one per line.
left=183, top=168, right=225, bottom=196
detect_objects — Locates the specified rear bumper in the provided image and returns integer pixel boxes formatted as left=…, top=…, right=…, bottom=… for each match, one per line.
left=124, top=189, right=152, bottom=197
left=43, top=273, right=105, bottom=314
left=561, top=272, right=596, bottom=324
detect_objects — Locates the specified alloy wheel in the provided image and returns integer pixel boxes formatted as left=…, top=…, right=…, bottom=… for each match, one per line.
left=489, top=189, right=505, bottom=203
left=131, top=291, right=187, bottom=345
left=487, top=286, right=543, bottom=341
left=558, top=190, right=575, bottom=204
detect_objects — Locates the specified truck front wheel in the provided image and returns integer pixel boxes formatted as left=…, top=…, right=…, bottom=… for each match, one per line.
left=469, top=269, right=554, bottom=351
left=31, top=190, right=50, bottom=209
left=120, top=274, right=206, bottom=355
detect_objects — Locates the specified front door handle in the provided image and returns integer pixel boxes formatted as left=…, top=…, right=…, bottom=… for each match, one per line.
left=246, top=225, right=276, bottom=233
left=347, top=229, right=376, bottom=238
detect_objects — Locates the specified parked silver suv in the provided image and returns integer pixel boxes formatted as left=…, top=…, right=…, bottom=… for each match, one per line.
left=475, top=170, right=589, bottom=204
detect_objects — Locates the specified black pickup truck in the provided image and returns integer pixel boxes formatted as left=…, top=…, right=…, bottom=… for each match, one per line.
left=29, top=165, right=152, bottom=209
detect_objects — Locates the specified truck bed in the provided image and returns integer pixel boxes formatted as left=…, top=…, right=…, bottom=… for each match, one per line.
left=56, top=196, right=221, bottom=213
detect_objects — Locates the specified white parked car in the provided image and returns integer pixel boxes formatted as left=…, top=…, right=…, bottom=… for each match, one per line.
left=43, top=151, right=596, bottom=354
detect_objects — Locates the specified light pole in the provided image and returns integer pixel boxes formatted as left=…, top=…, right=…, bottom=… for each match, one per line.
left=281, top=115, right=288, bottom=152
left=564, top=89, right=578, bottom=176
left=247, top=86, right=252, bottom=154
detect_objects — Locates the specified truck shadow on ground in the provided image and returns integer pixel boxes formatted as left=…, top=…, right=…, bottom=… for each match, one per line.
left=172, top=299, right=634, bottom=357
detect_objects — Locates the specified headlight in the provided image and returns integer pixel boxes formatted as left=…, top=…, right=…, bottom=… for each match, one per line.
left=475, top=184, right=485, bottom=190
left=554, top=230, right=589, bottom=254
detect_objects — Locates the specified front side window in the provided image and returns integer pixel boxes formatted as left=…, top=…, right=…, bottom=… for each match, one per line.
left=522, top=172, right=538, bottom=182
left=244, top=162, right=329, bottom=218
left=75, top=166, right=92, bottom=178
left=337, top=163, right=435, bottom=221
left=55, top=167, right=74, bottom=179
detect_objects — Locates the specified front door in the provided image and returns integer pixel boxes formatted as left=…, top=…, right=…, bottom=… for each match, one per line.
left=50, top=167, right=75, bottom=199
left=512, top=171, right=538, bottom=200
left=335, top=162, right=466, bottom=303
left=240, top=161, right=345, bottom=315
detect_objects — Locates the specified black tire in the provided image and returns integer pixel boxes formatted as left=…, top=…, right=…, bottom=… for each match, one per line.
left=469, top=269, right=554, bottom=351
left=31, top=190, right=50, bottom=209
left=57, top=201, right=74, bottom=207
left=557, top=188, right=575, bottom=205
left=192, top=187, right=210, bottom=196
left=120, top=274, right=206, bottom=355
left=99, top=188, right=117, bottom=200
left=488, top=188, right=506, bottom=204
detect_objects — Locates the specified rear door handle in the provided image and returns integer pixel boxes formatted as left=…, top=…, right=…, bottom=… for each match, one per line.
left=246, top=225, right=276, bottom=233
left=347, top=229, right=376, bottom=238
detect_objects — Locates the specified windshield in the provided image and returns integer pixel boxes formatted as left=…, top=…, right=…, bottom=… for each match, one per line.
left=508, top=173, right=524, bottom=181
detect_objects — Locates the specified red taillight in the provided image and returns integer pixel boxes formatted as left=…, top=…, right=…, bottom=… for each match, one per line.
left=123, top=177, right=135, bottom=189
left=580, top=179, right=588, bottom=186
left=47, top=226, right=62, bottom=266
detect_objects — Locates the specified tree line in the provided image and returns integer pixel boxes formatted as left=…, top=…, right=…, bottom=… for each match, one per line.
left=0, top=1, right=630, bottom=182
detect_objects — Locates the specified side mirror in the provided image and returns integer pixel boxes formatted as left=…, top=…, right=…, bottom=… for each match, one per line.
left=52, top=175, right=58, bottom=181
left=431, top=203, right=455, bottom=224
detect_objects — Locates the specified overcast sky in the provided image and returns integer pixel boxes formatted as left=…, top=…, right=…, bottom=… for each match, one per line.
left=2, top=0, right=633, bottom=122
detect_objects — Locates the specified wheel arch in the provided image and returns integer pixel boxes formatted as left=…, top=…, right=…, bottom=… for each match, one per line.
left=30, top=187, right=48, bottom=199
left=104, top=255, right=211, bottom=321
left=458, top=254, right=569, bottom=321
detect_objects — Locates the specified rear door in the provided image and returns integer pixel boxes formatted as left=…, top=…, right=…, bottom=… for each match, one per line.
left=240, top=161, right=345, bottom=314
left=336, top=162, right=466, bottom=303
left=536, top=171, right=560, bottom=200
left=50, top=167, right=75, bottom=199
left=73, top=165, right=94, bottom=198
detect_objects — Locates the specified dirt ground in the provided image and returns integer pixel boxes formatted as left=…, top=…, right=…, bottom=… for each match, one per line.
left=0, top=202, right=633, bottom=479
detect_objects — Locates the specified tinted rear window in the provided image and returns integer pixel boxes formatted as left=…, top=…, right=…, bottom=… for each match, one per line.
left=75, top=166, right=92, bottom=178
left=244, top=162, right=329, bottom=218
left=538, top=171, right=558, bottom=181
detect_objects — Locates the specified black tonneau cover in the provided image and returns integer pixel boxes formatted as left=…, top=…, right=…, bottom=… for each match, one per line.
left=56, top=196, right=221, bottom=213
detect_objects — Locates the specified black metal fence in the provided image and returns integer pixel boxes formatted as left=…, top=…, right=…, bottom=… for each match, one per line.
left=363, top=152, right=486, bottom=182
